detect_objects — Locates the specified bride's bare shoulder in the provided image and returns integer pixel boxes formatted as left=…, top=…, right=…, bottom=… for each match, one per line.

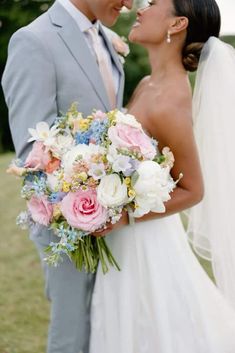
left=147, top=77, right=193, bottom=144
left=149, top=77, right=192, bottom=123
left=126, top=76, right=151, bottom=108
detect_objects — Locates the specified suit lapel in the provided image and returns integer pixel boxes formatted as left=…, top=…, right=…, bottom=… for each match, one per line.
left=48, top=2, right=111, bottom=111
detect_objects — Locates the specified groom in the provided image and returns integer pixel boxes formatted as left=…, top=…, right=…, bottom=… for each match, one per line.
left=1, top=0, right=133, bottom=352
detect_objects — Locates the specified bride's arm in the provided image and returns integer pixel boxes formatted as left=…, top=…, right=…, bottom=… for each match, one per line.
left=137, top=93, right=204, bottom=222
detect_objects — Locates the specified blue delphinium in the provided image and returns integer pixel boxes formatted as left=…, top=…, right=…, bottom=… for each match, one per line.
left=21, top=172, right=48, bottom=198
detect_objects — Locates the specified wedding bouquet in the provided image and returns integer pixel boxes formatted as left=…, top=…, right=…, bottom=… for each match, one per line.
left=7, top=104, right=177, bottom=273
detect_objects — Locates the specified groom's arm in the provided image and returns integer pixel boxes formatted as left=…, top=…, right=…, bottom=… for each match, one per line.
left=2, top=28, right=57, bottom=161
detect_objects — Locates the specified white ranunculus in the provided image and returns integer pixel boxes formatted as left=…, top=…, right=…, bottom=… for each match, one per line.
left=106, top=145, right=118, bottom=164
left=115, top=111, right=142, bottom=130
left=133, top=161, right=173, bottom=217
left=97, top=174, right=128, bottom=208
left=62, top=144, right=105, bottom=177
left=50, top=133, right=74, bottom=158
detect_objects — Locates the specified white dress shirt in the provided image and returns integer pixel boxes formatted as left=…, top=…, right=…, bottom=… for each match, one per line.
left=57, top=0, right=120, bottom=94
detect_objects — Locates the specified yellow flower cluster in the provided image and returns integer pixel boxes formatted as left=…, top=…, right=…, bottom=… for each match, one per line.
left=124, top=177, right=136, bottom=198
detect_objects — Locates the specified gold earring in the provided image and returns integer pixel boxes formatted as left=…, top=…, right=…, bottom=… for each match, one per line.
left=167, top=31, right=171, bottom=44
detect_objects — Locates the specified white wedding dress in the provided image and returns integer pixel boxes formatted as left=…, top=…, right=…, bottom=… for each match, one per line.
left=89, top=215, right=235, bottom=353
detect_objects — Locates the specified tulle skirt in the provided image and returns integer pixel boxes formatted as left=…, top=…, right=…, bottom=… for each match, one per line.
left=89, top=214, right=235, bottom=353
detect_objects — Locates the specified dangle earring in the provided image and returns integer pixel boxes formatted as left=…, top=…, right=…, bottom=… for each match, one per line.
left=166, top=31, right=171, bottom=44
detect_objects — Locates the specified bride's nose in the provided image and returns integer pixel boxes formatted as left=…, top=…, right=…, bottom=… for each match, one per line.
left=137, top=7, right=146, bottom=16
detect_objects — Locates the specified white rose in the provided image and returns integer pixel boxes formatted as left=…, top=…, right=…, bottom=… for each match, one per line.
left=97, top=174, right=128, bottom=208
left=115, top=111, right=142, bottom=130
left=62, top=144, right=105, bottom=177
left=133, top=161, right=173, bottom=217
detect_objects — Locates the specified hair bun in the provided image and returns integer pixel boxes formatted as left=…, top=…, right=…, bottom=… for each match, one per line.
left=182, top=42, right=204, bottom=72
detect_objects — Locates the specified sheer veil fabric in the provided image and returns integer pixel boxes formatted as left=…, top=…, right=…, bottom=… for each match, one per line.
left=187, top=37, right=235, bottom=308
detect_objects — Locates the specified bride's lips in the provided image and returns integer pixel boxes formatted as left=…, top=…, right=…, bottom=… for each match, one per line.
left=132, top=18, right=141, bottom=28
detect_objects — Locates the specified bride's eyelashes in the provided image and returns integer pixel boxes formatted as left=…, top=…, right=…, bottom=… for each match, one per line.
left=148, top=0, right=155, bottom=6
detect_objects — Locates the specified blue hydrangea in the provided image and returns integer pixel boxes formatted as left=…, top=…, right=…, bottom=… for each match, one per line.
left=75, top=130, right=92, bottom=145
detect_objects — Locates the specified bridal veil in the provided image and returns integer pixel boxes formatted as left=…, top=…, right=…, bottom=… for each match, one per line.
left=187, top=36, right=235, bottom=308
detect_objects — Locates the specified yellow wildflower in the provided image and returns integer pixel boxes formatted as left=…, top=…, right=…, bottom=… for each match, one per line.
left=78, top=119, right=90, bottom=131
left=62, top=181, right=71, bottom=192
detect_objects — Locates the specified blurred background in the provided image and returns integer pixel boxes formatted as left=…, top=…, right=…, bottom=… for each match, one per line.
left=0, top=1, right=235, bottom=352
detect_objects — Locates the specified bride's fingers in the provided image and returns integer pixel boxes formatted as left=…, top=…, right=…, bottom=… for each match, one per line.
left=92, top=225, right=112, bottom=237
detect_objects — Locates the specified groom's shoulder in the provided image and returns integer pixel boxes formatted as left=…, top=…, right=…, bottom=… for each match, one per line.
left=9, top=2, right=60, bottom=45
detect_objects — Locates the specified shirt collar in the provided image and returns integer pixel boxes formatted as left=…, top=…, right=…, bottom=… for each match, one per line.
left=57, top=0, right=100, bottom=32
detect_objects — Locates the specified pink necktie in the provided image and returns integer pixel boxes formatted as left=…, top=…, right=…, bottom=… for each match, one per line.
left=87, top=27, right=116, bottom=109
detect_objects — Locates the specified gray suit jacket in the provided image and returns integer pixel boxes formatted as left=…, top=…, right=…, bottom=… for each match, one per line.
left=2, top=1, right=124, bottom=161
left=2, top=0, right=125, bottom=249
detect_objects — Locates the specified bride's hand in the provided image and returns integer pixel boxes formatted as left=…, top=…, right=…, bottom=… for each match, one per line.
left=92, top=210, right=129, bottom=238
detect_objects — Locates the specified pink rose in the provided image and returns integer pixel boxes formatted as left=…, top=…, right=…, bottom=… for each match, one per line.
left=108, top=123, right=156, bottom=159
left=27, top=195, right=53, bottom=226
left=60, top=189, right=107, bottom=232
left=25, top=141, right=51, bottom=170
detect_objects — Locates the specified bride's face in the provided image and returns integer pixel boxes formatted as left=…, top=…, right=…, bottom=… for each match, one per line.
left=129, top=0, right=175, bottom=45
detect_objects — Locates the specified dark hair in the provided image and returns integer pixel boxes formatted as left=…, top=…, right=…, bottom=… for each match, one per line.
left=172, top=0, right=221, bottom=71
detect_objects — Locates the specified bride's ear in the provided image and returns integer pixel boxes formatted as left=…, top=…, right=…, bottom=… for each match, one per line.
left=170, top=16, right=189, bottom=35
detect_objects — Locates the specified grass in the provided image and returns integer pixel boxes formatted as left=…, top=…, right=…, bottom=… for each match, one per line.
left=0, top=153, right=214, bottom=353
left=0, top=153, right=49, bottom=353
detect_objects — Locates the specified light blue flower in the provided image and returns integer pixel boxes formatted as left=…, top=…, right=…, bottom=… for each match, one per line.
left=48, top=192, right=67, bottom=204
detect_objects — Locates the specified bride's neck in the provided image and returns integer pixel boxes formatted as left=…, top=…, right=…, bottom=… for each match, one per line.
left=147, top=45, right=185, bottom=80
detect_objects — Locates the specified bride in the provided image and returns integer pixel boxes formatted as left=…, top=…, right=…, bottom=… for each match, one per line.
left=89, top=0, right=235, bottom=352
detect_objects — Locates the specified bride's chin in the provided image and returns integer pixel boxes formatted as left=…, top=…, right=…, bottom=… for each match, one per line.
left=128, top=29, right=139, bottom=43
